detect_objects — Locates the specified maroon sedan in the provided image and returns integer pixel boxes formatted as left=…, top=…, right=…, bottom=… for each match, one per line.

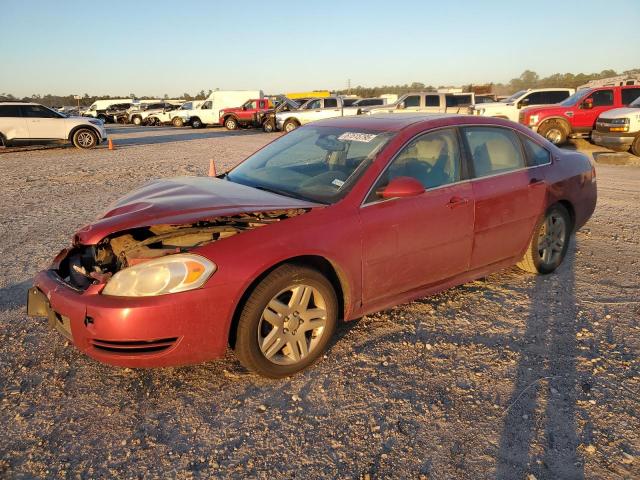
left=27, top=115, right=597, bottom=378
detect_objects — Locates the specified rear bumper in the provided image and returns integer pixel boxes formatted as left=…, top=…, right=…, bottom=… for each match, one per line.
left=591, top=131, right=635, bottom=148
left=28, top=269, right=237, bottom=368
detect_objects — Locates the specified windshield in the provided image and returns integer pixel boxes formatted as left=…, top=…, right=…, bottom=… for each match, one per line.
left=227, top=126, right=394, bottom=204
left=501, top=90, right=527, bottom=103
left=629, top=97, right=640, bottom=108
left=559, top=90, right=589, bottom=106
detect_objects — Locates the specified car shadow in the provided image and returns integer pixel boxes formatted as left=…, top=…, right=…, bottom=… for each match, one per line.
left=0, top=279, right=32, bottom=311
left=111, top=129, right=266, bottom=148
left=495, top=241, right=587, bottom=479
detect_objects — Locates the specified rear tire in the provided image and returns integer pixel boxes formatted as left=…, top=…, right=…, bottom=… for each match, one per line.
left=517, top=204, right=571, bottom=274
left=172, top=117, right=184, bottom=128
left=263, top=120, right=275, bottom=133
left=235, top=265, right=337, bottom=378
left=631, top=135, right=640, bottom=157
left=538, top=120, right=568, bottom=145
left=72, top=128, right=98, bottom=149
left=132, top=116, right=142, bottom=126
left=191, top=118, right=203, bottom=129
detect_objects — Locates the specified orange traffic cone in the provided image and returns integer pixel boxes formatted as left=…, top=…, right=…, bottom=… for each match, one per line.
left=108, top=138, right=115, bottom=150
left=209, top=159, right=217, bottom=177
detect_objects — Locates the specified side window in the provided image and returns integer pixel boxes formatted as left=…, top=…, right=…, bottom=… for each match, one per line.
left=21, top=105, right=58, bottom=118
left=0, top=105, right=22, bottom=117
left=520, top=135, right=551, bottom=167
left=307, top=99, right=321, bottom=109
left=367, top=128, right=461, bottom=202
left=590, top=90, right=614, bottom=106
left=201, top=101, right=212, bottom=110
left=324, top=98, right=338, bottom=108
left=403, top=95, right=420, bottom=108
left=425, top=95, right=440, bottom=107
left=621, top=88, right=640, bottom=105
left=523, top=92, right=547, bottom=105
left=548, top=90, right=570, bottom=103
left=463, top=127, right=525, bottom=178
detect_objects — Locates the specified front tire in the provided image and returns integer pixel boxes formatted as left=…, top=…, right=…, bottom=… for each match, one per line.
left=263, top=120, right=275, bottom=133
left=517, top=204, right=571, bottom=274
left=235, top=265, right=338, bottom=378
left=224, top=117, right=238, bottom=130
left=631, top=135, right=640, bottom=157
left=538, top=120, right=568, bottom=145
left=283, top=120, right=299, bottom=133
left=72, top=128, right=98, bottom=149
left=132, top=116, right=142, bottom=126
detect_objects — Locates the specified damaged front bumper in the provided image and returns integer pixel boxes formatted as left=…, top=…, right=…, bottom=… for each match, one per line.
left=28, top=268, right=238, bottom=368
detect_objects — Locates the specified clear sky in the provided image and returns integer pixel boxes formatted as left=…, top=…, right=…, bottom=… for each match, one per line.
left=1, top=0, right=639, bottom=97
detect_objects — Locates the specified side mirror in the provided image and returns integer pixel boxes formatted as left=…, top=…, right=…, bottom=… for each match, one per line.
left=518, top=98, right=530, bottom=109
left=397, top=103, right=405, bottom=110
left=582, top=98, right=593, bottom=109
left=380, top=176, right=425, bottom=199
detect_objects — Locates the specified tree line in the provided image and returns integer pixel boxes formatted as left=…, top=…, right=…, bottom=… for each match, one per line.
left=1, top=68, right=638, bottom=107
left=336, top=68, right=640, bottom=97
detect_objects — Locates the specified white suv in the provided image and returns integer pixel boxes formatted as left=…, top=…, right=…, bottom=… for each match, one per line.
left=0, top=102, right=107, bottom=149
left=471, top=88, right=574, bottom=122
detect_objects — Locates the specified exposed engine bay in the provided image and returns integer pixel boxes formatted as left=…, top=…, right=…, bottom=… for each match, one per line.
left=58, top=209, right=307, bottom=290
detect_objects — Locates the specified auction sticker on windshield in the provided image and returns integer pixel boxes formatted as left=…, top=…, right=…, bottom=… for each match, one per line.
left=338, top=132, right=378, bottom=142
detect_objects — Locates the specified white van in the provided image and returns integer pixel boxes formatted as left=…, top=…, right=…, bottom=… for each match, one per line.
left=173, top=90, right=263, bottom=128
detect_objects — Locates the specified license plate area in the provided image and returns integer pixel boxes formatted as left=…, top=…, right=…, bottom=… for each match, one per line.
left=27, top=287, right=73, bottom=341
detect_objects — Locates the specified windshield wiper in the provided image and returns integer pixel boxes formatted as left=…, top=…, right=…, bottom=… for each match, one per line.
left=252, top=184, right=327, bottom=204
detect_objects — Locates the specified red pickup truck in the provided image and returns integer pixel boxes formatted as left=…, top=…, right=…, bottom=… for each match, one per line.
left=219, top=98, right=272, bottom=130
left=520, top=85, right=640, bottom=145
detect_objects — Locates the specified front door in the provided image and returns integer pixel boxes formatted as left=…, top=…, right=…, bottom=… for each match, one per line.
left=360, top=128, right=474, bottom=304
left=460, top=126, right=547, bottom=269
left=572, top=89, right=615, bottom=132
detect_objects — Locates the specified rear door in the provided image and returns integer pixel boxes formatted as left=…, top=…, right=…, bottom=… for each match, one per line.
left=21, top=105, right=66, bottom=139
left=0, top=104, right=28, bottom=140
left=423, top=94, right=442, bottom=113
left=461, top=126, right=547, bottom=269
left=572, top=89, right=615, bottom=131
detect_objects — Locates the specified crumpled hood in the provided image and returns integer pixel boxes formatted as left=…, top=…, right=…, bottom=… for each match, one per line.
left=75, top=176, right=319, bottom=245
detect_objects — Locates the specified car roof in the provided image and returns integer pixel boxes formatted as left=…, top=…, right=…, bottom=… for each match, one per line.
left=0, top=102, right=39, bottom=106
left=311, top=113, right=525, bottom=132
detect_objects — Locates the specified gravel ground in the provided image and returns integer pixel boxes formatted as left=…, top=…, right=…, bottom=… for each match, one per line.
left=0, top=126, right=638, bottom=479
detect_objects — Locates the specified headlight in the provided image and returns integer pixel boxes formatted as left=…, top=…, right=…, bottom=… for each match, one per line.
left=88, top=119, right=103, bottom=126
left=608, top=118, right=629, bottom=125
left=102, top=253, right=216, bottom=297
left=528, top=115, right=539, bottom=126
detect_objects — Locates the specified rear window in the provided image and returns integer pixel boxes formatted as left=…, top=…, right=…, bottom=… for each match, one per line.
left=621, top=88, right=640, bottom=105
left=425, top=95, right=440, bottom=107
left=520, top=135, right=551, bottom=167
left=0, top=105, right=22, bottom=117
left=324, top=98, right=338, bottom=108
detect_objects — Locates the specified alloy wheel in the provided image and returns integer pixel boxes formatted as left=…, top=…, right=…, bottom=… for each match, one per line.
left=257, top=284, right=327, bottom=365
left=77, top=131, right=94, bottom=148
left=545, top=128, right=563, bottom=144
left=536, top=212, right=566, bottom=265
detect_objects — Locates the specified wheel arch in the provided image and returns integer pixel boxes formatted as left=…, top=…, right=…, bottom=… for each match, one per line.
left=227, top=254, right=349, bottom=348
left=539, top=116, right=571, bottom=132
left=67, top=125, right=101, bottom=142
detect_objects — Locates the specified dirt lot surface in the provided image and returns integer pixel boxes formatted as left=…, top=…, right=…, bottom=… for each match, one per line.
left=0, top=126, right=638, bottom=479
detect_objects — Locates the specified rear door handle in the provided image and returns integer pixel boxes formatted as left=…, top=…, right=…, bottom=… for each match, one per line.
left=448, top=196, right=469, bottom=208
